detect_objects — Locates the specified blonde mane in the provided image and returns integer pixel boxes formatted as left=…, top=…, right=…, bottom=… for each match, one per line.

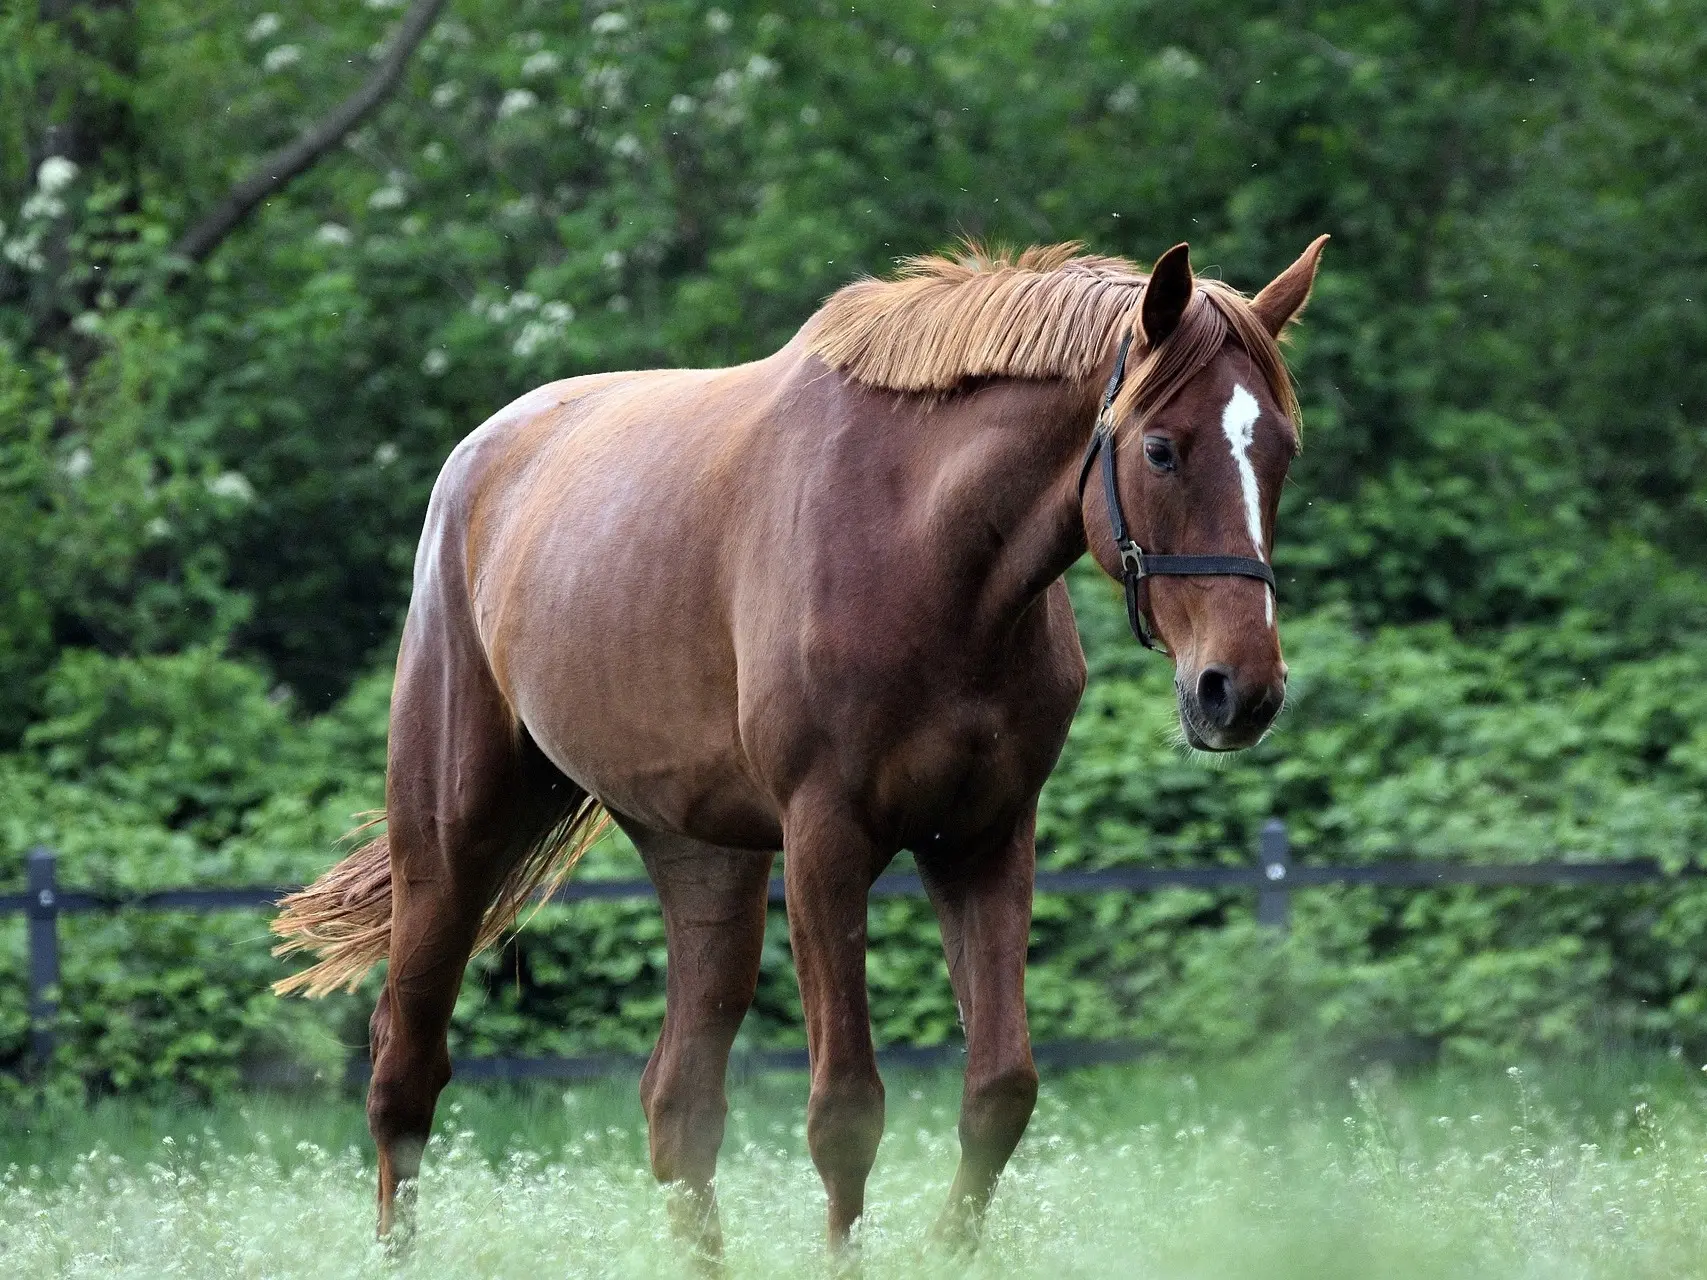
left=805, top=242, right=1301, bottom=436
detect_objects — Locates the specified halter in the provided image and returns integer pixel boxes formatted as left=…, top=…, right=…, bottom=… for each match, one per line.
left=1077, top=331, right=1278, bottom=651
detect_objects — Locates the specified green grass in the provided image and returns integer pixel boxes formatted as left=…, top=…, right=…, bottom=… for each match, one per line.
left=6, top=1055, right=1707, bottom=1277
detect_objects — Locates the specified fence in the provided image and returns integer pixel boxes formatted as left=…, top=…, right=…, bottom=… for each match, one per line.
left=4, top=819, right=1696, bottom=1081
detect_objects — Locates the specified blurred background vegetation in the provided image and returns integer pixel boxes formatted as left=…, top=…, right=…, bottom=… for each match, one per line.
left=1, top=0, right=1704, bottom=1099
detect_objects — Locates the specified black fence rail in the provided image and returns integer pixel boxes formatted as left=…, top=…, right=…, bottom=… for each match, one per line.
left=5, top=820, right=1697, bottom=1080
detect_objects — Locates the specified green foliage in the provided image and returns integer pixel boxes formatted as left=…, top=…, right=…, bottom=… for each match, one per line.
left=1, top=0, right=1705, bottom=1094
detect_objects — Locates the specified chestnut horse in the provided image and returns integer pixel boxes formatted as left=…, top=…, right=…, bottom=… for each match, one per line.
left=273, top=236, right=1326, bottom=1257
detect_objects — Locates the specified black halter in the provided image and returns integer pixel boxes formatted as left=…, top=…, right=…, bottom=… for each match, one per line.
left=1077, top=332, right=1278, bottom=651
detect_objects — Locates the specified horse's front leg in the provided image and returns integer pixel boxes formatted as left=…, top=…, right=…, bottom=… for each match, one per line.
left=783, top=799, right=891, bottom=1250
left=918, top=811, right=1040, bottom=1249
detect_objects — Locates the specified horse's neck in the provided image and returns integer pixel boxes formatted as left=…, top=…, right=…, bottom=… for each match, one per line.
left=905, top=377, right=1099, bottom=632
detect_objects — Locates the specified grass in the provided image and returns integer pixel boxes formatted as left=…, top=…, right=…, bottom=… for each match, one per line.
left=5, top=1054, right=1707, bottom=1277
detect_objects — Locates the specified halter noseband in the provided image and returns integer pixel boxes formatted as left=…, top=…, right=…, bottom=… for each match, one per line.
left=1077, top=331, right=1278, bottom=652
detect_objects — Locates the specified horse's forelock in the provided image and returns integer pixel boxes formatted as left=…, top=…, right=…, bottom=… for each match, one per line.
left=1113, top=280, right=1302, bottom=443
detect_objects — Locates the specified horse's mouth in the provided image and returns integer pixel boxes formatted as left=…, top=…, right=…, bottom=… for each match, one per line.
left=1177, top=699, right=1273, bottom=753
left=1182, top=720, right=1244, bottom=753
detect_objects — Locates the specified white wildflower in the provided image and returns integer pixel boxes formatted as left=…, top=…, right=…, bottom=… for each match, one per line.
left=610, top=133, right=642, bottom=159
left=521, top=50, right=561, bottom=78
left=373, top=442, right=400, bottom=466
left=433, top=19, right=471, bottom=46
left=37, top=156, right=79, bottom=194
left=590, top=12, right=629, bottom=35
left=2, top=237, right=44, bottom=271
left=512, top=324, right=547, bottom=357
left=21, top=191, right=64, bottom=222
left=368, top=185, right=406, bottom=210
left=585, top=65, right=625, bottom=105
left=669, top=94, right=696, bottom=116
left=799, top=104, right=820, bottom=126
left=263, top=44, right=302, bottom=73
left=246, top=13, right=281, bottom=42
left=746, top=54, right=777, bottom=79
left=511, top=291, right=540, bottom=312
left=315, top=223, right=353, bottom=246
left=498, top=89, right=538, bottom=118
left=146, top=516, right=172, bottom=539
left=62, top=447, right=93, bottom=479
left=431, top=82, right=460, bottom=108
left=608, top=294, right=630, bottom=313
left=510, top=297, right=574, bottom=358
left=1154, top=47, right=1201, bottom=79
left=705, top=8, right=731, bottom=33
left=602, top=250, right=625, bottom=271
left=421, top=350, right=449, bottom=376
left=207, top=471, right=255, bottom=503
left=364, top=0, right=404, bottom=9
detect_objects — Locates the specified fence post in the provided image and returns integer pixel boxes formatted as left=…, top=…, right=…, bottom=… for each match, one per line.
left=26, top=846, right=60, bottom=1070
left=1256, top=819, right=1291, bottom=932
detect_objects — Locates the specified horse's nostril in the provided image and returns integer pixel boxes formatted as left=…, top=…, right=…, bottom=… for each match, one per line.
left=1196, top=665, right=1236, bottom=730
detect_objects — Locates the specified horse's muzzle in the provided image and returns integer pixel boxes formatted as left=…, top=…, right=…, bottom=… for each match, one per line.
left=1178, top=663, right=1286, bottom=751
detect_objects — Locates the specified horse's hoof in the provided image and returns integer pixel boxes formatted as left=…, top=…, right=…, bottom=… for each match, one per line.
left=926, top=1208, right=982, bottom=1261
left=377, top=1181, right=419, bottom=1262
left=827, top=1226, right=866, bottom=1279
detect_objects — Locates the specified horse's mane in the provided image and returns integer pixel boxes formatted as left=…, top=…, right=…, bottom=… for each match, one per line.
left=805, top=241, right=1300, bottom=435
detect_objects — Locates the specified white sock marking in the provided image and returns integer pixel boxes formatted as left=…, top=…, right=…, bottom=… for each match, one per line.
left=1220, top=384, right=1272, bottom=625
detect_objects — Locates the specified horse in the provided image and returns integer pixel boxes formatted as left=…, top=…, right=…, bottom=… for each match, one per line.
left=272, top=234, right=1326, bottom=1259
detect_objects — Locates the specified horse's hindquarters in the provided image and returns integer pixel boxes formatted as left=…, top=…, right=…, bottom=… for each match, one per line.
left=457, top=364, right=788, bottom=849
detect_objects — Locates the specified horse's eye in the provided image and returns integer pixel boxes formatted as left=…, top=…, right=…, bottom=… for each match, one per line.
left=1143, top=436, right=1177, bottom=473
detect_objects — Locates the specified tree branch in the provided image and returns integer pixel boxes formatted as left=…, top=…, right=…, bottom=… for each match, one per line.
left=166, top=0, right=446, bottom=272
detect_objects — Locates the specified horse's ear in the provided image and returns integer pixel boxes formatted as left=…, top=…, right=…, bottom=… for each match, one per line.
left=1251, top=234, right=1329, bottom=338
left=1141, top=243, right=1193, bottom=346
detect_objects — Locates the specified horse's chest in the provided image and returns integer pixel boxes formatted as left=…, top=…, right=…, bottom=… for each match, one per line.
left=779, top=591, right=1085, bottom=843
left=872, top=709, right=1035, bottom=839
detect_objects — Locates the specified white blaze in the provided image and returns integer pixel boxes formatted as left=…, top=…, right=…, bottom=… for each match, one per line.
left=1220, top=384, right=1272, bottom=625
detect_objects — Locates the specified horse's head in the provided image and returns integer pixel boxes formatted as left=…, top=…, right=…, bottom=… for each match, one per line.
left=1081, top=238, right=1325, bottom=751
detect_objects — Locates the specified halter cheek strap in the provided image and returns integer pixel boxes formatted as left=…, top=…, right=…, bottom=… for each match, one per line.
left=1077, top=332, right=1278, bottom=652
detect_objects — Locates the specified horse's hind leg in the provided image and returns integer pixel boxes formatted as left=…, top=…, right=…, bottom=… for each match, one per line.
left=368, top=616, right=580, bottom=1243
left=621, top=819, right=774, bottom=1265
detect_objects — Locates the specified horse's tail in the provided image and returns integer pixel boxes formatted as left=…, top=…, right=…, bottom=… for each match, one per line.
left=270, top=796, right=609, bottom=998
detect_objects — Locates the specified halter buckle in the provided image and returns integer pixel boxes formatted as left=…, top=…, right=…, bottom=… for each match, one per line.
left=1118, top=541, right=1145, bottom=577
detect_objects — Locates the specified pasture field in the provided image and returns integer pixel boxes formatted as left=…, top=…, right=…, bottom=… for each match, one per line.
left=4, top=1055, right=1707, bottom=1278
